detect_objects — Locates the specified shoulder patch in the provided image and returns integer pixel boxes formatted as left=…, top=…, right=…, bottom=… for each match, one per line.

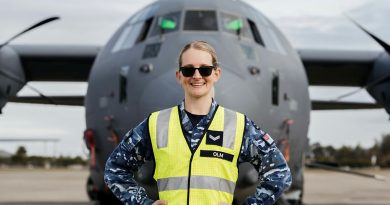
left=206, top=130, right=223, bottom=146
left=262, top=134, right=274, bottom=145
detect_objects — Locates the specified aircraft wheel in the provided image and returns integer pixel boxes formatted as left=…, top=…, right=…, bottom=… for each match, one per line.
left=86, top=176, right=98, bottom=201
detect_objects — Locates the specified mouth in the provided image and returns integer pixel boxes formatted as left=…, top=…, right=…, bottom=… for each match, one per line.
left=190, top=82, right=206, bottom=87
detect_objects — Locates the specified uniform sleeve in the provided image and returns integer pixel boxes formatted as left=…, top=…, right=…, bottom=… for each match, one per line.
left=239, top=117, right=292, bottom=205
left=104, top=118, right=155, bottom=205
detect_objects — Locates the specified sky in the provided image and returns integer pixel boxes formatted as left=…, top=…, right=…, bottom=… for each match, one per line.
left=0, top=0, right=389, bottom=157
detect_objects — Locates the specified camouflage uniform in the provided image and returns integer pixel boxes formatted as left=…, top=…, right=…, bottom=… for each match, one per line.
left=104, top=100, right=291, bottom=205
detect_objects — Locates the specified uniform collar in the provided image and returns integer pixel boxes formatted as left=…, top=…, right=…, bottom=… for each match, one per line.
left=179, top=98, right=218, bottom=122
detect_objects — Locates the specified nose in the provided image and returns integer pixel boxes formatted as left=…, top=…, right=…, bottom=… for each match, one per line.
left=192, top=69, right=202, bottom=78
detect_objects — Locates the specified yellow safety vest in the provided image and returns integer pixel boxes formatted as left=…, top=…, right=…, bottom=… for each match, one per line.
left=149, top=105, right=245, bottom=205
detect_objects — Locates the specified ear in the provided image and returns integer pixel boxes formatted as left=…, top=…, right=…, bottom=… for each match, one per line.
left=175, top=70, right=181, bottom=83
left=213, top=67, right=222, bottom=82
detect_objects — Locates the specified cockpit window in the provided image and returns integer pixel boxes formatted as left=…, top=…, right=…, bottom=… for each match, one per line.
left=184, top=10, right=218, bottom=31
left=129, top=4, right=158, bottom=24
left=221, top=12, right=252, bottom=39
left=247, top=19, right=264, bottom=46
left=111, top=17, right=153, bottom=52
left=149, top=11, right=181, bottom=37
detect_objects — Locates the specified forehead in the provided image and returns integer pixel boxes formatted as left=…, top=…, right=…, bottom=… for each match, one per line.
left=181, top=48, right=213, bottom=65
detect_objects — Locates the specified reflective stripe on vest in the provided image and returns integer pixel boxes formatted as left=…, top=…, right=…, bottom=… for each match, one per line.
left=156, top=108, right=171, bottom=148
left=154, top=107, right=238, bottom=149
left=157, top=175, right=236, bottom=194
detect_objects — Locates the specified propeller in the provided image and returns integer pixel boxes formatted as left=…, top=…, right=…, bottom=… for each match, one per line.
left=332, top=16, right=390, bottom=101
left=0, top=16, right=60, bottom=105
left=0, top=16, right=59, bottom=49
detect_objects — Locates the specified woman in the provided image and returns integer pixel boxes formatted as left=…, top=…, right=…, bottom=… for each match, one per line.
left=104, top=41, right=291, bottom=205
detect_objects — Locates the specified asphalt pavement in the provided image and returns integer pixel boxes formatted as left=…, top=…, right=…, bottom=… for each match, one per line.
left=0, top=167, right=389, bottom=205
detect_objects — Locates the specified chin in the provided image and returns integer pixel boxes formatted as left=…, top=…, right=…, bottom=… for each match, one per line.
left=188, top=91, right=211, bottom=99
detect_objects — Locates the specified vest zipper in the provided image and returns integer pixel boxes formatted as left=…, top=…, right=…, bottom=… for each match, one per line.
left=178, top=105, right=219, bottom=205
left=187, top=152, right=195, bottom=205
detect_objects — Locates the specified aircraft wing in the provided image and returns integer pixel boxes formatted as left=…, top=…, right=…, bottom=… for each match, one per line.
left=9, top=95, right=84, bottom=106
left=11, top=44, right=100, bottom=81
left=311, top=100, right=381, bottom=110
left=5, top=44, right=99, bottom=106
left=299, top=49, right=381, bottom=86
left=6, top=47, right=384, bottom=109
left=299, top=49, right=384, bottom=110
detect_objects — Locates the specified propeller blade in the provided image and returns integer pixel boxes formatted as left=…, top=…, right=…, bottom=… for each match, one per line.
left=0, top=16, right=60, bottom=48
left=0, top=70, right=58, bottom=105
left=346, top=15, right=390, bottom=54
left=332, top=74, right=390, bottom=101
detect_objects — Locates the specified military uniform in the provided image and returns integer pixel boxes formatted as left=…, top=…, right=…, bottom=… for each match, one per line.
left=104, top=100, right=291, bottom=205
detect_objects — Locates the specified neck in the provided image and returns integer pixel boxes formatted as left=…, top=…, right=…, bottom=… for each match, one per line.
left=184, top=95, right=212, bottom=115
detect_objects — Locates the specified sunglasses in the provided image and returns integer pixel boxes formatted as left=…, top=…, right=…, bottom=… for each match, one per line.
left=179, top=65, right=216, bottom=77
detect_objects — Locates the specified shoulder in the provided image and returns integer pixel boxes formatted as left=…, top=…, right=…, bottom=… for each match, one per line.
left=244, top=116, right=275, bottom=147
left=123, top=118, right=149, bottom=144
left=150, top=106, right=177, bottom=118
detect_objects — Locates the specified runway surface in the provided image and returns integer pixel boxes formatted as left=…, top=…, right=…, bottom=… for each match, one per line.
left=0, top=167, right=389, bottom=205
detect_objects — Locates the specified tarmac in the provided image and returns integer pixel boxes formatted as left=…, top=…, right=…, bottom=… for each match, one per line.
left=0, top=167, right=389, bottom=205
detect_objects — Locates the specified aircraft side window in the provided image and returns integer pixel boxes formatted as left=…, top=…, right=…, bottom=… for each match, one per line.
left=184, top=10, right=218, bottom=31
left=221, top=12, right=252, bottom=39
left=149, top=12, right=181, bottom=37
left=119, top=66, right=129, bottom=103
left=272, top=72, right=279, bottom=106
left=247, top=19, right=264, bottom=46
left=142, top=43, right=162, bottom=59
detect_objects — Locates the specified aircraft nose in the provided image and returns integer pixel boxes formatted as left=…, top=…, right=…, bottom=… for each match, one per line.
left=138, top=69, right=183, bottom=117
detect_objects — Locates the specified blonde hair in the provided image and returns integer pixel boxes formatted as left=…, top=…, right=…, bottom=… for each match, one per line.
left=178, top=41, right=218, bottom=67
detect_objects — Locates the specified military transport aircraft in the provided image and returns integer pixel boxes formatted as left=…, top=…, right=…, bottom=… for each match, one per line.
left=1, top=0, right=389, bottom=204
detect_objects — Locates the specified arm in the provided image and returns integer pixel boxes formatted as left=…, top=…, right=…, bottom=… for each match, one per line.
left=104, top=118, right=155, bottom=205
left=240, top=117, right=292, bottom=205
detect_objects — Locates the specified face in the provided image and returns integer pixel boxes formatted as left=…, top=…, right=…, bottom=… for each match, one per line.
left=176, top=48, right=221, bottom=100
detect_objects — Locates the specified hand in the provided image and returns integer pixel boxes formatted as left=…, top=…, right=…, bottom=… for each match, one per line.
left=152, top=200, right=168, bottom=205
left=218, top=203, right=231, bottom=205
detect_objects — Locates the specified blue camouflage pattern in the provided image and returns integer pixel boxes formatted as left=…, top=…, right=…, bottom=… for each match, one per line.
left=104, top=100, right=291, bottom=205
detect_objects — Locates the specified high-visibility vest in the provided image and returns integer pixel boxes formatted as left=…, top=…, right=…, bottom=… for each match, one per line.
left=149, top=105, right=245, bottom=205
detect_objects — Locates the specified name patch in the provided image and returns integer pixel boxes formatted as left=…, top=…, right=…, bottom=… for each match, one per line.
left=200, top=150, right=234, bottom=162
left=206, top=130, right=223, bottom=146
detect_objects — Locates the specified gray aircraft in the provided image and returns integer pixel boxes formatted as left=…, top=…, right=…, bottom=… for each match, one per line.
left=0, top=0, right=388, bottom=204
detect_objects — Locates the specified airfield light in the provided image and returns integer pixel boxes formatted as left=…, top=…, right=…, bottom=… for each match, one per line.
left=160, top=18, right=176, bottom=30
left=225, top=19, right=243, bottom=31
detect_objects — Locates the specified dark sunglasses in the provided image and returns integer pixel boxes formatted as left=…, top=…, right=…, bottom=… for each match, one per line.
left=179, top=65, right=216, bottom=77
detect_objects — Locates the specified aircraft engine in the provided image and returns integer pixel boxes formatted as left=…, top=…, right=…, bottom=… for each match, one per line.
left=367, top=52, right=390, bottom=115
left=0, top=46, right=26, bottom=113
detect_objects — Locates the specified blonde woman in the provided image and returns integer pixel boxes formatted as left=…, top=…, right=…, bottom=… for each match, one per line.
left=105, top=41, right=291, bottom=205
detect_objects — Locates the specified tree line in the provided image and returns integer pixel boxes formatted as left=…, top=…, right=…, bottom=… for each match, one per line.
left=0, top=146, right=87, bottom=168
left=2, top=134, right=390, bottom=168
left=308, top=133, right=390, bottom=167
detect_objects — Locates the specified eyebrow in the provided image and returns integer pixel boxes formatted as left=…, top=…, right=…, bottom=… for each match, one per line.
left=181, top=63, right=213, bottom=67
